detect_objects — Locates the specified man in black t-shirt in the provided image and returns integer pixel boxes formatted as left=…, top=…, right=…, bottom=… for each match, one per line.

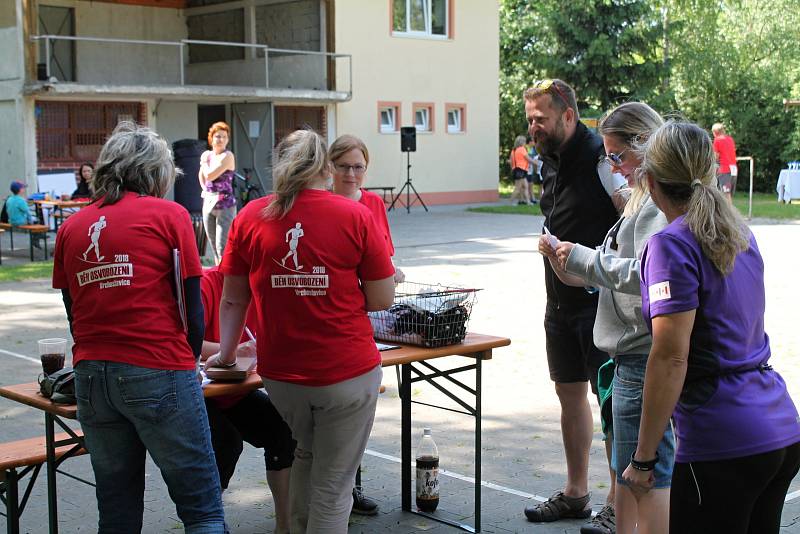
left=522, top=80, right=621, bottom=534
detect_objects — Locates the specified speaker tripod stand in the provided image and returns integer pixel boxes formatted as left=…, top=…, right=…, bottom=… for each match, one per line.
left=389, top=151, right=428, bottom=213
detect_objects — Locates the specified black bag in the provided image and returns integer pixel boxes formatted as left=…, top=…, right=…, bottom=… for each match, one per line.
left=39, top=367, right=76, bottom=404
left=1, top=198, right=8, bottom=223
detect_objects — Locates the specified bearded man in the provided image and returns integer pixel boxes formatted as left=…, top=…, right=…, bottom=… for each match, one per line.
left=523, top=79, right=623, bottom=534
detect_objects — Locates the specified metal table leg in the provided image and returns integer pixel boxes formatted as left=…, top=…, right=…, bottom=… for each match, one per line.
left=45, top=413, right=58, bottom=534
left=398, top=352, right=488, bottom=533
left=401, top=363, right=412, bottom=512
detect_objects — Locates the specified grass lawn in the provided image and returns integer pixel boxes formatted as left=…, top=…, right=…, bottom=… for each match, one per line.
left=474, top=188, right=799, bottom=221
left=734, top=192, right=800, bottom=220
left=0, top=261, right=54, bottom=283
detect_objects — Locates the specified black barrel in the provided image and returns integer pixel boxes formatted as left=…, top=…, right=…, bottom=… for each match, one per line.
left=172, top=139, right=206, bottom=213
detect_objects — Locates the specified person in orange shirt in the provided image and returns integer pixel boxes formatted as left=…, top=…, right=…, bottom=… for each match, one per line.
left=509, top=135, right=536, bottom=205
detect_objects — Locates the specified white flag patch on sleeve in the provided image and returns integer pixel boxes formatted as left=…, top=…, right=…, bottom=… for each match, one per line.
left=649, top=281, right=672, bottom=303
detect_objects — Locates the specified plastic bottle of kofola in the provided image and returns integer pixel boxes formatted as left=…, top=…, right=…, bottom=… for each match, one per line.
left=415, top=428, right=440, bottom=512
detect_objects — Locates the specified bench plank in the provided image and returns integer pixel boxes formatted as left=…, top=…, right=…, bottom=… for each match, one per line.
left=0, top=432, right=86, bottom=472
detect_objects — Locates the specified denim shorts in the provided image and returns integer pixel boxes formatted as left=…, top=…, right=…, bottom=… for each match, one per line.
left=611, top=354, right=676, bottom=488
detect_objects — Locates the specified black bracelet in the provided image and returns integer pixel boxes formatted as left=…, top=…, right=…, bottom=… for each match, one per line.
left=630, top=451, right=659, bottom=472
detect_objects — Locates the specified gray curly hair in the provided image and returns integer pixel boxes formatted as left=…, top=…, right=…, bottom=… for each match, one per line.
left=92, top=121, right=178, bottom=206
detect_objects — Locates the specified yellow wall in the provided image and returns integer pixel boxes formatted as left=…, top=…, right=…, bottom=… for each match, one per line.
left=334, top=0, right=499, bottom=204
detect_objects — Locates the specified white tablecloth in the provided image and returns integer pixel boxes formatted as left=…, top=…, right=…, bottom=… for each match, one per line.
left=777, top=169, right=800, bottom=202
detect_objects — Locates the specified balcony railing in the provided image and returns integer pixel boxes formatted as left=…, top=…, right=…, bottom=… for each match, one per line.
left=30, top=34, right=352, bottom=96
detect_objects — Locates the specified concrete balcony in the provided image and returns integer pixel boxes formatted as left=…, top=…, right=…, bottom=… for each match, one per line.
left=25, top=34, right=351, bottom=103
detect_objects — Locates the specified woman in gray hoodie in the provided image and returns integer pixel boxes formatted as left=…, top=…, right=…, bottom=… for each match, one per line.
left=539, top=102, right=673, bottom=534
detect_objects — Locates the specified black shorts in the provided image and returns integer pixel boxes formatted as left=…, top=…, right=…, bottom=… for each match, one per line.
left=526, top=173, right=542, bottom=185
left=512, top=167, right=528, bottom=181
left=544, top=304, right=610, bottom=394
left=205, top=390, right=296, bottom=488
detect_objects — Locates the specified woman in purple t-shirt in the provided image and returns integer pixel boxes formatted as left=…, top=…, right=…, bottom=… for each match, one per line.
left=199, top=121, right=237, bottom=264
left=622, top=121, right=800, bottom=533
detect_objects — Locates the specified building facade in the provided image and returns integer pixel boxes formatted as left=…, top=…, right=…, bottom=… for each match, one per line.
left=0, top=0, right=499, bottom=205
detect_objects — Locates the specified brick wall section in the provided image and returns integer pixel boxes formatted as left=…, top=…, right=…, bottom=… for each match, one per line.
left=255, top=0, right=320, bottom=52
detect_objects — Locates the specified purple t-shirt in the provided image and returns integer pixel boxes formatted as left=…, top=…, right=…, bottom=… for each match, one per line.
left=640, top=215, right=800, bottom=463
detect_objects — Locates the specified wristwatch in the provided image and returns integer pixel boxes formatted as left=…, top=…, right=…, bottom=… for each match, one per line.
left=630, top=452, right=659, bottom=472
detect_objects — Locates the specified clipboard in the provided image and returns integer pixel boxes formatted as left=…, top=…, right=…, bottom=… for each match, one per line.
left=173, top=249, right=188, bottom=333
left=204, top=356, right=257, bottom=381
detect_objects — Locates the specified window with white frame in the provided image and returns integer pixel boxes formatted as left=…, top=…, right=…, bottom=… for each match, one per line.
left=445, top=104, right=466, bottom=133
left=415, top=108, right=429, bottom=132
left=393, top=0, right=448, bottom=38
left=413, top=103, right=433, bottom=132
left=379, top=103, right=399, bottom=133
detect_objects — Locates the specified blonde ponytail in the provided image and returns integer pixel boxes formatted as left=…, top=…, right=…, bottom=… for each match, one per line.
left=642, top=121, right=749, bottom=274
left=263, top=129, right=329, bottom=220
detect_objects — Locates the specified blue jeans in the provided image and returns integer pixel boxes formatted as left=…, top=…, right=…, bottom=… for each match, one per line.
left=74, top=361, right=225, bottom=534
left=611, top=354, right=676, bottom=488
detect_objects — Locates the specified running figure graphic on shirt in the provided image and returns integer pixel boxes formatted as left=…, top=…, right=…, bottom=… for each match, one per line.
left=82, top=215, right=107, bottom=262
left=280, top=222, right=304, bottom=270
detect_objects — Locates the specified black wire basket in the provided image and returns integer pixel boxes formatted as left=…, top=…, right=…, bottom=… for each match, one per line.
left=369, top=282, right=480, bottom=348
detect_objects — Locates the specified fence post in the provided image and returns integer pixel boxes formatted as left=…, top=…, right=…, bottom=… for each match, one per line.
left=264, top=46, right=269, bottom=89
left=45, top=37, right=51, bottom=80
left=179, top=42, right=185, bottom=86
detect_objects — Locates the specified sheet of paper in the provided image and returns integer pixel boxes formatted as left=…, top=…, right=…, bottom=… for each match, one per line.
left=376, top=342, right=400, bottom=351
left=543, top=226, right=560, bottom=248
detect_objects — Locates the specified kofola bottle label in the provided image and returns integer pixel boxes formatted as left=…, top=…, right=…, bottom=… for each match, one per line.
left=416, top=457, right=440, bottom=500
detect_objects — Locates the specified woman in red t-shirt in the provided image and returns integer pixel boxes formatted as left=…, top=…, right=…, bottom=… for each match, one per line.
left=329, top=134, right=404, bottom=286
left=52, top=122, right=225, bottom=532
left=207, top=129, right=395, bottom=533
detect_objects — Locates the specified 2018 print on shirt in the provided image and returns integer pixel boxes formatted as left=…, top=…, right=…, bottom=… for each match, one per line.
left=75, top=215, right=133, bottom=290
left=271, top=221, right=328, bottom=298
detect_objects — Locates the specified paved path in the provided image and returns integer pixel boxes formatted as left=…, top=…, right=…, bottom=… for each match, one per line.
left=1, top=203, right=799, bottom=532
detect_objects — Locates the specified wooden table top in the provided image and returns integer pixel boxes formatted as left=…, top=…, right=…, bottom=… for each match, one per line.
left=33, top=199, right=91, bottom=208
left=0, top=333, right=511, bottom=409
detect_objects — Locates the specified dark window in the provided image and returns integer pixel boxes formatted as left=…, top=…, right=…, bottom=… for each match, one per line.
left=36, top=101, right=146, bottom=166
left=187, top=9, right=245, bottom=63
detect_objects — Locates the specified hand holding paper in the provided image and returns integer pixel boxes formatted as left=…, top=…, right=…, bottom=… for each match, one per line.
left=538, top=226, right=560, bottom=259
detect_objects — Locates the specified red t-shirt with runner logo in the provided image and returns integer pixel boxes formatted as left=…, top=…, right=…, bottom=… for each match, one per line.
left=359, top=189, right=395, bottom=256
left=52, top=192, right=202, bottom=370
left=220, top=188, right=395, bottom=386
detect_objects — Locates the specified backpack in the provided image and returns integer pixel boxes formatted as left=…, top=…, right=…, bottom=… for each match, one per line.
left=39, top=367, right=76, bottom=404
left=1, top=198, right=8, bottom=223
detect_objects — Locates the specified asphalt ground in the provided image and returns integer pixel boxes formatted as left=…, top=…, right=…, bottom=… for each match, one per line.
left=1, top=202, right=799, bottom=533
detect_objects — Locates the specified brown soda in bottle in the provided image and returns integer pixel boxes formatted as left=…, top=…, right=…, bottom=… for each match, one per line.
left=415, top=428, right=440, bottom=512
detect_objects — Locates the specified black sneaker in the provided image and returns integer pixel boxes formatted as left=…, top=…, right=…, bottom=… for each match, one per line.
left=524, top=491, right=592, bottom=522
left=580, top=503, right=615, bottom=534
left=351, top=487, right=379, bottom=516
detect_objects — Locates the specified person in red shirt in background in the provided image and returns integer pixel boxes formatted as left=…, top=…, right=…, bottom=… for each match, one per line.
left=200, top=267, right=295, bottom=534
left=53, top=122, right=225, bottom=533
left=712, top=122, right=738, bottom=202
left=328, top=134, right=401, bottom=515
left=329, top=135, right=405, bottom=282
left=206, top=129, right=395, bottom=533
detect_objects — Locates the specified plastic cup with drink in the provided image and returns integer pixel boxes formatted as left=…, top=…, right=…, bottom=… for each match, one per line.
left=38, top=338, right=67, bottom=376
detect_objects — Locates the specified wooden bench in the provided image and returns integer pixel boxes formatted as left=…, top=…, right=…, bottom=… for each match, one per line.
left=0, top=223, right=49, bottom=261
left=0, top=432, right=87, bottom=534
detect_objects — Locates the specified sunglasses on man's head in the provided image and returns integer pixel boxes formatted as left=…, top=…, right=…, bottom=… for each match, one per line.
left=605, top=150, right=627, bottom=167
left=529, top=79, right=570, bottom=108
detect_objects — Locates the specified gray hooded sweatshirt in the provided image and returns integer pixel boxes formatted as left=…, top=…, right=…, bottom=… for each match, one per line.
left=564, top=196, right=667, bottom=357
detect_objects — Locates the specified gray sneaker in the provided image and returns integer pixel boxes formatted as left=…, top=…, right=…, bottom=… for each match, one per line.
left=580, top=503, right=615, bottom=534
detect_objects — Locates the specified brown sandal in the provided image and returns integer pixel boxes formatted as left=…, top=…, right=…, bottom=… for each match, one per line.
left=524, top=491, right=592, bottom=522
